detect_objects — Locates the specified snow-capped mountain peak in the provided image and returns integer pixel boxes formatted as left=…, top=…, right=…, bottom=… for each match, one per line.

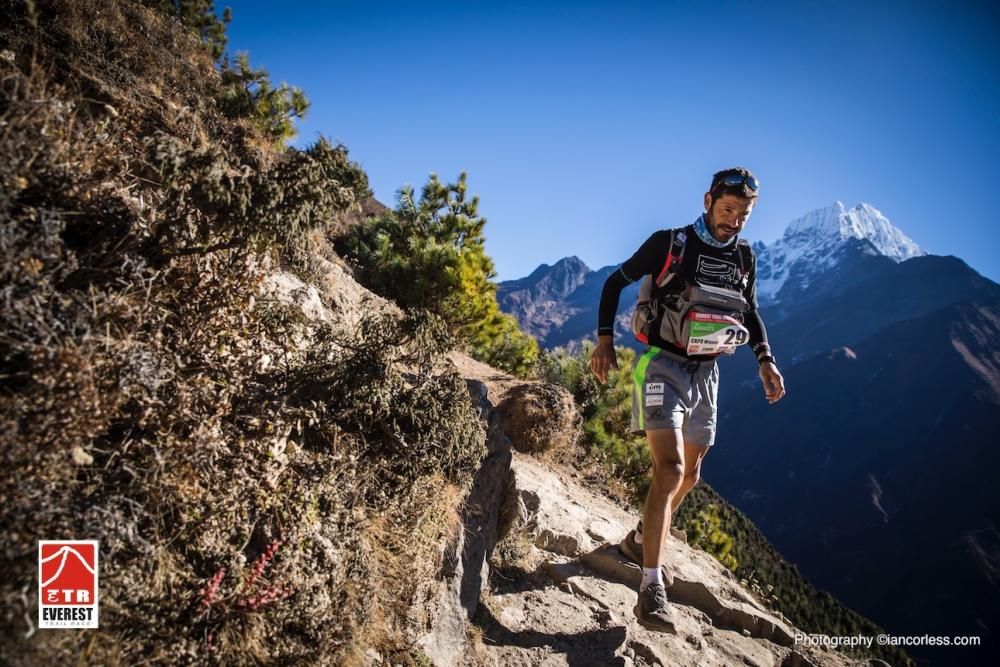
left=783, top=201, right=924, bottom=262
left=755, top=201, right=925, bottom=304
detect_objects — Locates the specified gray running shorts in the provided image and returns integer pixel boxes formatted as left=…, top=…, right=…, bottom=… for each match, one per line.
left=630, top=346, right=720, bottom=447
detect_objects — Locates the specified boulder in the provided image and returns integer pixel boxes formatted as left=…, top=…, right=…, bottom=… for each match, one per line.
left=495, top=383, right=581, bottom=454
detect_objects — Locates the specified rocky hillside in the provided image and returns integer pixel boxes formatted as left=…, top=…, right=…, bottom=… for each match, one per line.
left=0, top=2, right=479, bottom=664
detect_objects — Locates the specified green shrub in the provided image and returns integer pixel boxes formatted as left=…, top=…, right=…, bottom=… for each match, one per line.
left=683, top=503, right=738, bottom=571
left=468, top=310, right=539, bottom=378
left=217, top=52, right=310, bottom=147
left=536, top=344, right=650, bottom=491
left=142, top=1, right=309, bottom=147
left=338, top=172, right=538, bottom=376
left=260, top=310, right=487, bottom=506
left=146, top=132, right=369, bottom=256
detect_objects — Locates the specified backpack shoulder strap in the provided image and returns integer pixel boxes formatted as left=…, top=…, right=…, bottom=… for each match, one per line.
left=736, top=239, right=753, bottom=286
left=653, top=228, right=687, bottom=287
left=736, top=239, right=748, bottom=273
left=675, top=229, right=688, bottom=261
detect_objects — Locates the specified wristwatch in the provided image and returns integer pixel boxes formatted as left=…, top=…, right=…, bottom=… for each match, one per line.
left=757, top=355, right=777, bottom=367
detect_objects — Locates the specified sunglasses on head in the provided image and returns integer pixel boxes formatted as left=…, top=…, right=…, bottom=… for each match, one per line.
left=713, top=173, right=759, bottom=192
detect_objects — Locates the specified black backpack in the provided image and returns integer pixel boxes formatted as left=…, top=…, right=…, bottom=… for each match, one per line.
left=631, top=228, right=752, bottom=347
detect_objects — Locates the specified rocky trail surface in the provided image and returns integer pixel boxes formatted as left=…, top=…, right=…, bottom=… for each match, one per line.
left=468, top=453, right=867, bottom=667
left=432, top=354, right=876, bottom=667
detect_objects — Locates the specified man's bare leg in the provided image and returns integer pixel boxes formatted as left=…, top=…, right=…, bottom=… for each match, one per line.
left=642, top=428, right=685, bottom=569
left=670, top=441, right=710, bottom=515
left=633, top=427, right=683, bottom=631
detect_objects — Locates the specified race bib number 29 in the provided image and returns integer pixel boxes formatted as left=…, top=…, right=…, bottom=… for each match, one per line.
left=686, top=313, right=748, bottom=355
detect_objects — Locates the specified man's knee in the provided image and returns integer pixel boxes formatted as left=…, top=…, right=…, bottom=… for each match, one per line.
left=651, top=459, right=684, bottom=490
left=682, top=465, right=701, bottom=488
left=647, top=428, right=685, bottom=491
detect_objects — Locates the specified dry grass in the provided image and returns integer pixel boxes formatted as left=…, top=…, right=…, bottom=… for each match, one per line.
left=342, top=475, right=467, bottom=666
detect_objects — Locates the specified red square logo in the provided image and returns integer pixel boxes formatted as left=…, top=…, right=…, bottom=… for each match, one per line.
left=38, top=540, right=99, bottom=628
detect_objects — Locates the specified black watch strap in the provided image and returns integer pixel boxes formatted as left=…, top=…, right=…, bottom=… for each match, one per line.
left=758, top=354, right=777, bottom=366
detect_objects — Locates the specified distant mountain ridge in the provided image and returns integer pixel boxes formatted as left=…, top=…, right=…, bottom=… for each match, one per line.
left=498, top=202, right=928, bottom=351
left=497, top=256, right=591, bottom=343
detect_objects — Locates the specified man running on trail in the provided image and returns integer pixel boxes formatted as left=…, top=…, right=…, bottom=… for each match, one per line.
left=589, top=166, right=786, bottom=632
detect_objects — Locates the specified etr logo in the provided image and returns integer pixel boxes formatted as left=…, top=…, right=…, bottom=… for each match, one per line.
left=38, top=541, right=99, bottom=628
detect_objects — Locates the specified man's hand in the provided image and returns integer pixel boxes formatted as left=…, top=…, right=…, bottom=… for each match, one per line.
left=589, top=336, right=618, bottom=384
left=759, top=361, right=785, bottom=404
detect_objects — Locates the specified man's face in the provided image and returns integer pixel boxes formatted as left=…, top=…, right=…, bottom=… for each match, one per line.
left=703, top=193, right=755, bottom=242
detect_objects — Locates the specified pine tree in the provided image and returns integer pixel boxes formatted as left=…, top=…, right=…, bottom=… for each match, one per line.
left=340, top=173, right=538, bottom=376
left=147, top=1, right=232, bottom=60
left=144, top=2, right=309, bottom=147
left=217, top=53, right=309, bottom=147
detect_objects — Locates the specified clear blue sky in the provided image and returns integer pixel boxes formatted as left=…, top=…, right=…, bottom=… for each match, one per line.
left=226, top=1, right=1000, bottom=283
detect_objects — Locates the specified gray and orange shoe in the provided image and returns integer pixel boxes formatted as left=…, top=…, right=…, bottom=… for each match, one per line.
left=634, top=583, right=677, bottom=633
left=620, top=519, right=687, bottom=565
left=620, top=525, right=643, bottom=564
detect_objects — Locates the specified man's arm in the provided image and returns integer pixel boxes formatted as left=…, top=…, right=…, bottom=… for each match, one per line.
left=746, top=310, right=772, bottom=363
left=741, top=248, right=772, bottom=362
left=742, top=248, right=785, bottom=403
left=596, top=268, right=634, bottom=339
left=590, top=230, right=669, bottom=382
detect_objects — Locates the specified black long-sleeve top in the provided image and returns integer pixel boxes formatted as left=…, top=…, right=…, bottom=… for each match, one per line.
left=598, top=224, right=771, bottom=360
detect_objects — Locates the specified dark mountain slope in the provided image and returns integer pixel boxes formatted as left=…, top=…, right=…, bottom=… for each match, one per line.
left=710, top=298, right=1000, bottom=666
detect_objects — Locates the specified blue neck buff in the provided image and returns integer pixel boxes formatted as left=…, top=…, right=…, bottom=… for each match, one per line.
left=694, top=213, right=736, bottom=248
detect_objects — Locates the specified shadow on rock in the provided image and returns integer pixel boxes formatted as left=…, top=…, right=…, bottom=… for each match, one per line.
left=474, top=602, right=629, bottom=667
